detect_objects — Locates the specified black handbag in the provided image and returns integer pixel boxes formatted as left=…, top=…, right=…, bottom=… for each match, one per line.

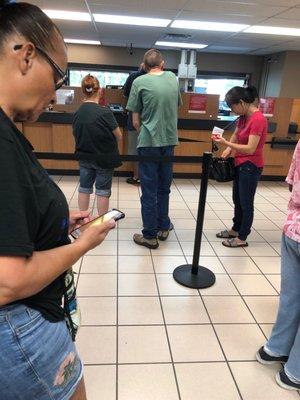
left=209, top=118, right=240, bottom=183
left=209, top=156, right=235, bottom=182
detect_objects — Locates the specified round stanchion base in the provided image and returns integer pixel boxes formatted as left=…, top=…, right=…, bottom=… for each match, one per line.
left=173, top=264, right=216, bottom=289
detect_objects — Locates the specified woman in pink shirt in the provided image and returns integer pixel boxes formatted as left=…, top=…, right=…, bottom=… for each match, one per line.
left=256, top=140, right=300, bottom=391
left=214, top=86, right=267, bottom=247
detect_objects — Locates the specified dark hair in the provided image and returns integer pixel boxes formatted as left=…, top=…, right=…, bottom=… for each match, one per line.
left=225, top=86, right=259, bottom=107
left=143, top=49, right=163, bottom=69
left=81, top=74, right=100, bottom=97
left=0, top=1, right=64, bottom=54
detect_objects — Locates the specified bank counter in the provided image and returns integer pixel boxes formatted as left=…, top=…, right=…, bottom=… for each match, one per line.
left=15, top=88, right=300, bottom=179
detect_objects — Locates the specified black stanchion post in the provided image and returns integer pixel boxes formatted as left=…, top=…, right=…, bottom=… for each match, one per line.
left=173, top=151, right=216, bottom=289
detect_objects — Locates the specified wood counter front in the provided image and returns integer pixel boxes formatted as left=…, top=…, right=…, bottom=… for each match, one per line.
left=20, top=121, right=295, bottom=179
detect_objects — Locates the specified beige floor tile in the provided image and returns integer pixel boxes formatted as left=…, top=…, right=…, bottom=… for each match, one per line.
left=76, top=326, right=116, bottom=364
left=266, top=274, right=281, bottom=292
left=118, top=255, right=153, bottom=273
left=230, top=362, right=299, bottom=400
left=211, top=242, right=248, bottom=257
left=186, top=256, right=227, bottom=274
left=167, top=325, right=224, bottom=362
left=118, top=200, right=141, bottom=209
left=176, top=229, right=206, bottom=241
left=251, top=256, right=281, bottom=274
left=208, top=202, right=233, bottom=210
left=244, top=296, right=279, bottom=323
left=171, top=218, right=196, bottom=229
left=157, top=274, right=199, bottom=296
left=219, top=257, right=261, bottom=274
left=204, top=219, right=227, bottom=230
left=252, top=220, right=280, bottom=230
left=118, top=297, right=163, bottom=325
left=152, top=241, right=184, bottom=256
left=77, top=274, right=117, bottom=297
left=203, top=296, right=255, bottom=323
left=80, top=255, right=117, bottom=273
left=230, top=275, right=278, bottom=296
left=259, top=323, right=274, bottom=339
left=270, top=242, right=281, bottom=255
left=181, top=241, right=215, bottom=256
left=215, top=324, right=266, bottom=361
left=255, top=203, right=281, bottom=212
left=153, top=255, right=187, bottom=273
left=215, top=210, right=236, bottom=220
left=256, top=230, right=282, bottom=242
left=244, top=243, right=279, bottom=257
left=176, top=363, right=240, bottom=400
left=84, top=365, right=116, bottom=400
left=118, top=326, right=170, bottom=363
left=118, top=217, right=143, bottom=229
left=199, top=275, right=239, bottom=296
left=79, top=297, right=116, bottom=325
left=161, top=296, right=210, bottom=324
left=119, top=240, right=152, bottom=256
left=169, top=209, right=194, bottom=219
left=118, top=364, right=179, bottom=400
left=118, top=274, right=158, bottom=296
left=86, top=241, right=118, bottom=255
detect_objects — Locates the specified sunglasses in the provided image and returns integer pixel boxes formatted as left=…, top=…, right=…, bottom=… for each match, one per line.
left=14, top=44, right=68, bottom=90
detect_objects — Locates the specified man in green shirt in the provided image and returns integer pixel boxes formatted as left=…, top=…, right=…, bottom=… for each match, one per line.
left=126, top=49, right=181, bottom=249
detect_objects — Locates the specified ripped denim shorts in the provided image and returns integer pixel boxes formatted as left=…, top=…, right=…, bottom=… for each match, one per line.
left=0, top=303, right=83, bottom=400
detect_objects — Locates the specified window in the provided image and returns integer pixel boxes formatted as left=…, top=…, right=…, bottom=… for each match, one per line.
left=194, top=76, right=246, bottom=113
left=69, top=69, right=130, bottom=87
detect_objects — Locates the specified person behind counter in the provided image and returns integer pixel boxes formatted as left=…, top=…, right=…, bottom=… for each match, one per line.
left=0, top=2, right=116, bottom=400
left=123, top=62, right=147, bottom=185
left=213, top=86, right=267, bottom=248
left=73, top=74, right=122, bottom=215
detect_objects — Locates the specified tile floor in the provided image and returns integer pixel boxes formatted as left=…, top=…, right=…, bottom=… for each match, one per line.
left=54, top=175, right=300, bottom=400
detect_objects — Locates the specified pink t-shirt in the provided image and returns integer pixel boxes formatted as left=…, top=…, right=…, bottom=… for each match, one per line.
left=284, top=140, right=300, bottom=243
left=235, top=111, right=267, bottom=167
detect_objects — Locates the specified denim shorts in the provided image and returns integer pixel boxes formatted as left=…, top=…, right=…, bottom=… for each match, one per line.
left=79, top=161, right=114, bottom=197
left=0, top=303, right=83, bottom=400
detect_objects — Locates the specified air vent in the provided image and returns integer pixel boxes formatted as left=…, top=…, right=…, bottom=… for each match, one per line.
left=162, top=33, right=192, bottom=41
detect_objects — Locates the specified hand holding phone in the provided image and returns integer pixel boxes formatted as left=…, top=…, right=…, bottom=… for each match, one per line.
left=70, top=209, right=125, bottom=239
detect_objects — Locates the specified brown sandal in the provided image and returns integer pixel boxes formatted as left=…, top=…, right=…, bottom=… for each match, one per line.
left=216, top=230, right=238, bottom=239
left=222, top=238, right=248, bottom=248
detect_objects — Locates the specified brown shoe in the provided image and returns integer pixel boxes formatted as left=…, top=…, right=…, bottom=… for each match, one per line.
left=157, top=222, right=174, bottom=241
left=133, top=233, right=159, bottom=249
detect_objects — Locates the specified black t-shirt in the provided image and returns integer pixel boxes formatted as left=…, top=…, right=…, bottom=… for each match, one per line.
left=73, top=103, right=121, bottom=169
left=123, top=69, right=147, bottom=130
left=0, top=108, right=70, bottom=322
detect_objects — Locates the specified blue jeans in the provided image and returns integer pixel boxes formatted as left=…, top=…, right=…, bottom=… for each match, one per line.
left=232, top=161, right=262, bottom=241
left=266, top=234, right=300, bottom=381
left=138, top=146, right=174, bottom=239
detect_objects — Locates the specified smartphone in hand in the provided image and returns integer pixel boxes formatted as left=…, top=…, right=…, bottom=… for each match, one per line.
left=70, top=208, right=125, bottom=239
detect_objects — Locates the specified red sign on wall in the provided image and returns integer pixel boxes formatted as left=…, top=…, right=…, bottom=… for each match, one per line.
left=188, top=94, right=207, bottom=114
left=259, top=97, right=275, bottom=117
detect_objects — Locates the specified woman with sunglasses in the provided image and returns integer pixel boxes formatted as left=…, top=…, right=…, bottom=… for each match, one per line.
left=0, top=3, right=115, bottom=399
left=213, top=86, right=267, bottom=248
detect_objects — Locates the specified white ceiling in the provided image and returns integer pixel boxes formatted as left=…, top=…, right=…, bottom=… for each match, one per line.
left=32, top=0, right=300, bottom=55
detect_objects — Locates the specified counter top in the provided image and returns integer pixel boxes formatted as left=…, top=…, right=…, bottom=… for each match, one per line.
left=34, top=111, right=276, bottom=133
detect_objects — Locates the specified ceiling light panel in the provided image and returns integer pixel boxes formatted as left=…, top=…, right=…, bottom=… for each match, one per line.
left=43, top=10, right=91, bottom=21
left=64, top=39, right=101, bottom=45
left=155, top=41, right=207, bottom=49
left=171, top=20, right=249, bottom=32
left=93, top=13, right=171, bottom=27
left=245, top=26, right=300, bottom=36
